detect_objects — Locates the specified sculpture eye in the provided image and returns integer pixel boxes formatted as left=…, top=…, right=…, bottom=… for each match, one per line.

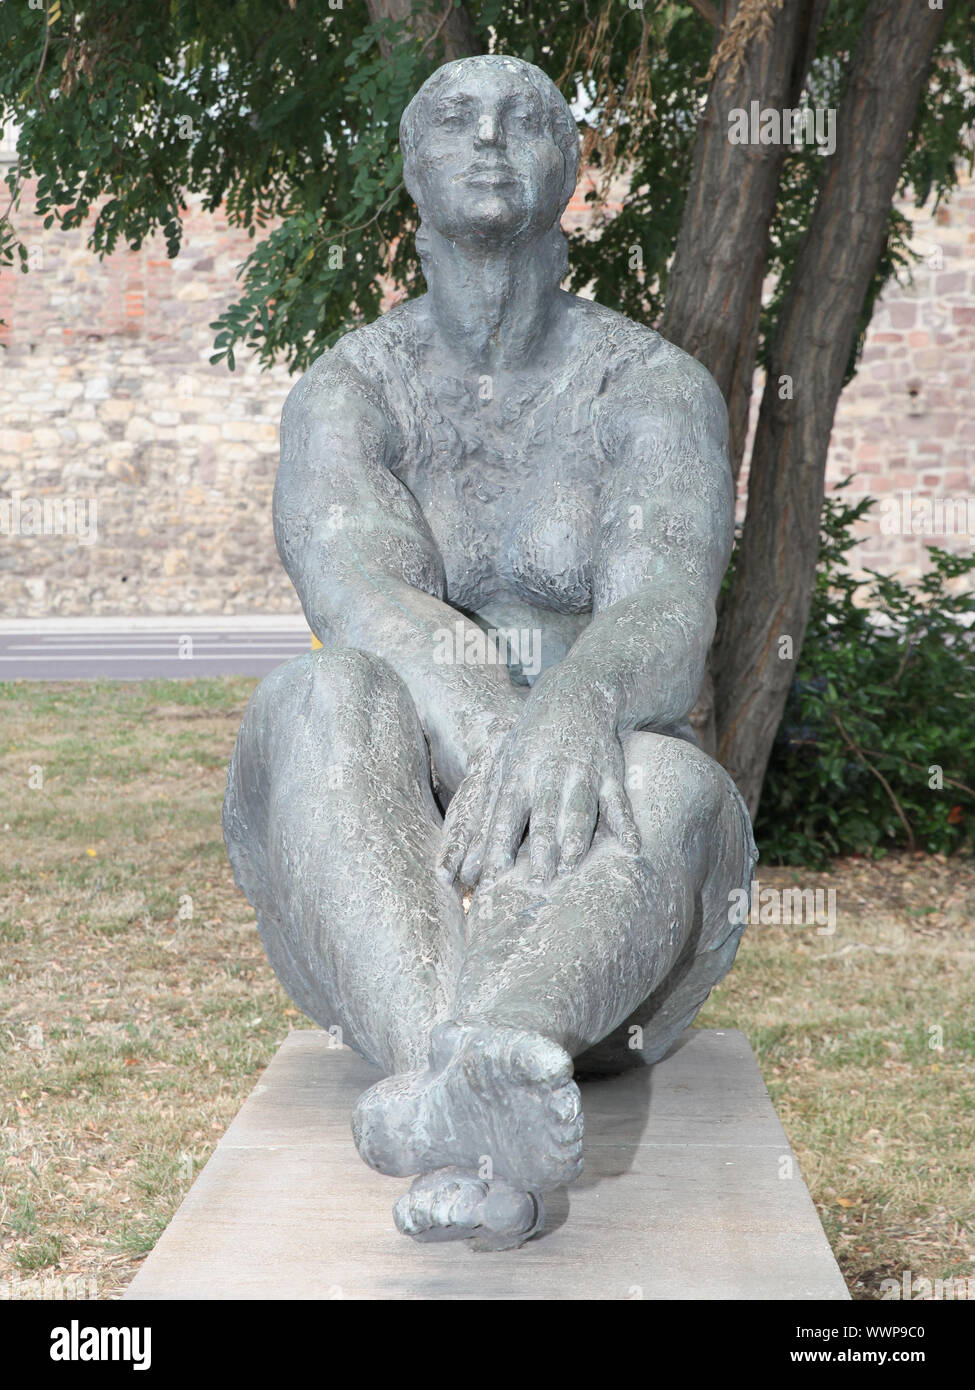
left=510, top=109, right=539, bottom=131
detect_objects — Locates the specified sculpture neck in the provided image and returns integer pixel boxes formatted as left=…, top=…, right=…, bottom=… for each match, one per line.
left=418, top=222, right=567, bottom=375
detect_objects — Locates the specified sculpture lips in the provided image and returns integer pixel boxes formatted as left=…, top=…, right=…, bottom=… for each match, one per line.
left=464, top=167, right=518, bottom=186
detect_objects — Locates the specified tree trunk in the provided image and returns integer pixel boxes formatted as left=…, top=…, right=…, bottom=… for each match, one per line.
left=662, top=0, right=826, bottom=755
left=661, top=0, right=827, bottom=480
left=365, top=0, right=481, bottom=63
left=713, top=0, right=952, bottom=817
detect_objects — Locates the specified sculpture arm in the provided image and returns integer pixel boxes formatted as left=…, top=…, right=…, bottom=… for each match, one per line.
left=558, top=343, right=734, bottom=734
left=273, top=352, right=521, bottom=790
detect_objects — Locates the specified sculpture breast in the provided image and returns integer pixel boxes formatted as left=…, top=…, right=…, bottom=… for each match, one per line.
left=501, top=482, right=596, bottom=613
left=351, top=305, right=611, bottom=615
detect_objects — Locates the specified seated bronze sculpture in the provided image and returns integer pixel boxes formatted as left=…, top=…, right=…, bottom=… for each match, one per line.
left=224, top=54, right=757, bottom=1250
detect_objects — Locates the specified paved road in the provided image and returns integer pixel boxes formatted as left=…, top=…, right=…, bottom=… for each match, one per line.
left=0, top=622, right=313, bottom=680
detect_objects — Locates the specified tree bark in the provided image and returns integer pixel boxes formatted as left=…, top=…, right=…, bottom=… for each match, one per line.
left=365, top=0, right=482, bottom=63
left=713, top=0, right=952, bottom=817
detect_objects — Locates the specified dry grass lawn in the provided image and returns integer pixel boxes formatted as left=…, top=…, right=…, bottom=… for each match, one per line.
left=1, top=678, right=972, bottom=1300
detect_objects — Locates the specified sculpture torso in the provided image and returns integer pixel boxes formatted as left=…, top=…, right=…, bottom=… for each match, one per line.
left=331, top=294, right=664, bottom=680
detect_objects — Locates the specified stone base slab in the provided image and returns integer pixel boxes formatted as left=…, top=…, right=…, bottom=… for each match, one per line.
left=124, top=1028, right=849, bottom=1301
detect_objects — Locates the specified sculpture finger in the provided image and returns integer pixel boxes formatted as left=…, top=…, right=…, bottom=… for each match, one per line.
left=600, top=778, right=641, bottom=854
left=455, top=762, right=508, bottom=886
left=439, top=825, right=474, bottom=883
left=480, top=780, right=530, bottom=885
left=439, top=754, right=505, bottom=883
left=558, top=770, right=598, bottom=873
left=458, top=829, right=490, bottom=888
left=456, top=798, right=504, bottom=888
left=528, top=767, right=563, bottom=884
left=439, top=781, right=484, bottom=882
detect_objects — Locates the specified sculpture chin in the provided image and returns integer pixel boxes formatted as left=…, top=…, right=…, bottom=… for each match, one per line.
left=467, top=214, right=533, bottom=250
left=423, top=193, right=536, bottom=249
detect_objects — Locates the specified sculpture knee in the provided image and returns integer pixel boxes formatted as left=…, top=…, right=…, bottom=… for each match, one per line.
left=245, top=646, right=398, bottom=721
left=624, top=731, right=756, bottom=900
left=623, top=733, right=730, bottom=839
left=233, top=648, right=394, bottom=772
left=302, top=646, right=430, bottom=780
left=307, top=645, right=402, bottom=708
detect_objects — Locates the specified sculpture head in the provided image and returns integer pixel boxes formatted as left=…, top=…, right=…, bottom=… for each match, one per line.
left=400, top=55, right=579, bottom=269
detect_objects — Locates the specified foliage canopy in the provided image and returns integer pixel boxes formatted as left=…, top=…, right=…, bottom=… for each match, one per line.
left=2, top=1, right=972, bottom=374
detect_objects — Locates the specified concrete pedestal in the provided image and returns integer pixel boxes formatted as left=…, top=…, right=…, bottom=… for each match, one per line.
left=124, top=1028, right=848, bottom=1300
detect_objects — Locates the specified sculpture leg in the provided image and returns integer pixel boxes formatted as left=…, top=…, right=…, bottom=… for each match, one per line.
left=454, top=731, right=755, bottom=1056
left=353, top=732, right=755, bottom=1220
left=223, top=645, right=467, bottom=1073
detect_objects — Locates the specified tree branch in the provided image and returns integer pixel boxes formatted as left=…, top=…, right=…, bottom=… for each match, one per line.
left=713, top=0, right=952, bottom=815
left=686, top=0, right=720, bottom=26
left=2, top=0, right=56, bottom=270
left=34, top=0, right=54, bottom=113
left=831, top=713, right=917, bottom=853
left=858, top=752, right=975, bottom=802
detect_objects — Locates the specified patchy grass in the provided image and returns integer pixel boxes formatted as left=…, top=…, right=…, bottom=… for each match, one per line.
left=0, top=677, right=310, bottom=1299
left=1, top=678, right=973, bottom=1300
left=698, top=852, right=975, bottom=1299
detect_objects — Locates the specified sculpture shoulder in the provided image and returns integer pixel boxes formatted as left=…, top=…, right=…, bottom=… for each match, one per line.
left=281, top=304, right=415, bottom=438
left=567, top=295, right=664, bottom=374
left=574, top=299, right=727, bottom=449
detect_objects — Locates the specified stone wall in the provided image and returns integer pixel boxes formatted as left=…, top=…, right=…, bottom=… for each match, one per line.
left=1, top=163, right=973, bottom=618
left=0, top=188, right=297, bottom=617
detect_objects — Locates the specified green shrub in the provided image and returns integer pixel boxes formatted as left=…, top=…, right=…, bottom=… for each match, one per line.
left=756, top=486, right=975, bottom=866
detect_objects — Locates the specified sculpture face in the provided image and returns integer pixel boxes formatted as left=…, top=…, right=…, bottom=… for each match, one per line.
left=405, top=68, right=566, bottom=248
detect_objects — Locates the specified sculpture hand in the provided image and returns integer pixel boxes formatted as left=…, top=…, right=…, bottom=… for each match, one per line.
left=464, top=671, right=641, bottom=889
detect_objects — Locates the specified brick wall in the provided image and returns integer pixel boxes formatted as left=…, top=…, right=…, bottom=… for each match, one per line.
left=824, top=181, right=975, bottom=576
left=736, top=172, right=975, bottom=579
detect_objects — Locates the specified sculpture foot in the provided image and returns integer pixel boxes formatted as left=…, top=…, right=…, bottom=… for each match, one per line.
left=393, top=1167, right=544, bottom=1251
left=352, top=1020, right=583, bottom=1192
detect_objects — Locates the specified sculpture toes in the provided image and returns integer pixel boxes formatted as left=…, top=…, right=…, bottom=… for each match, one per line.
left=504, top=1031, right=574, bottom=1088
left=541, top=1089, right=584, bottom=1185
left=561, top=1114, right=585, bottom=1146
left=472, top=1186, right=544, bottom=1252
left=393, top=1168, right=544, bottom=1250
left=393, top=1169, right=484, bottom=1242
left=393, top=1168, right=483, bottom=1240
left=549, top=1081, right=582, bottom=1123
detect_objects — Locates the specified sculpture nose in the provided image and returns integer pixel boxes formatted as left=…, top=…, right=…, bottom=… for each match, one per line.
left=474, top=110, right=505, bottom=148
